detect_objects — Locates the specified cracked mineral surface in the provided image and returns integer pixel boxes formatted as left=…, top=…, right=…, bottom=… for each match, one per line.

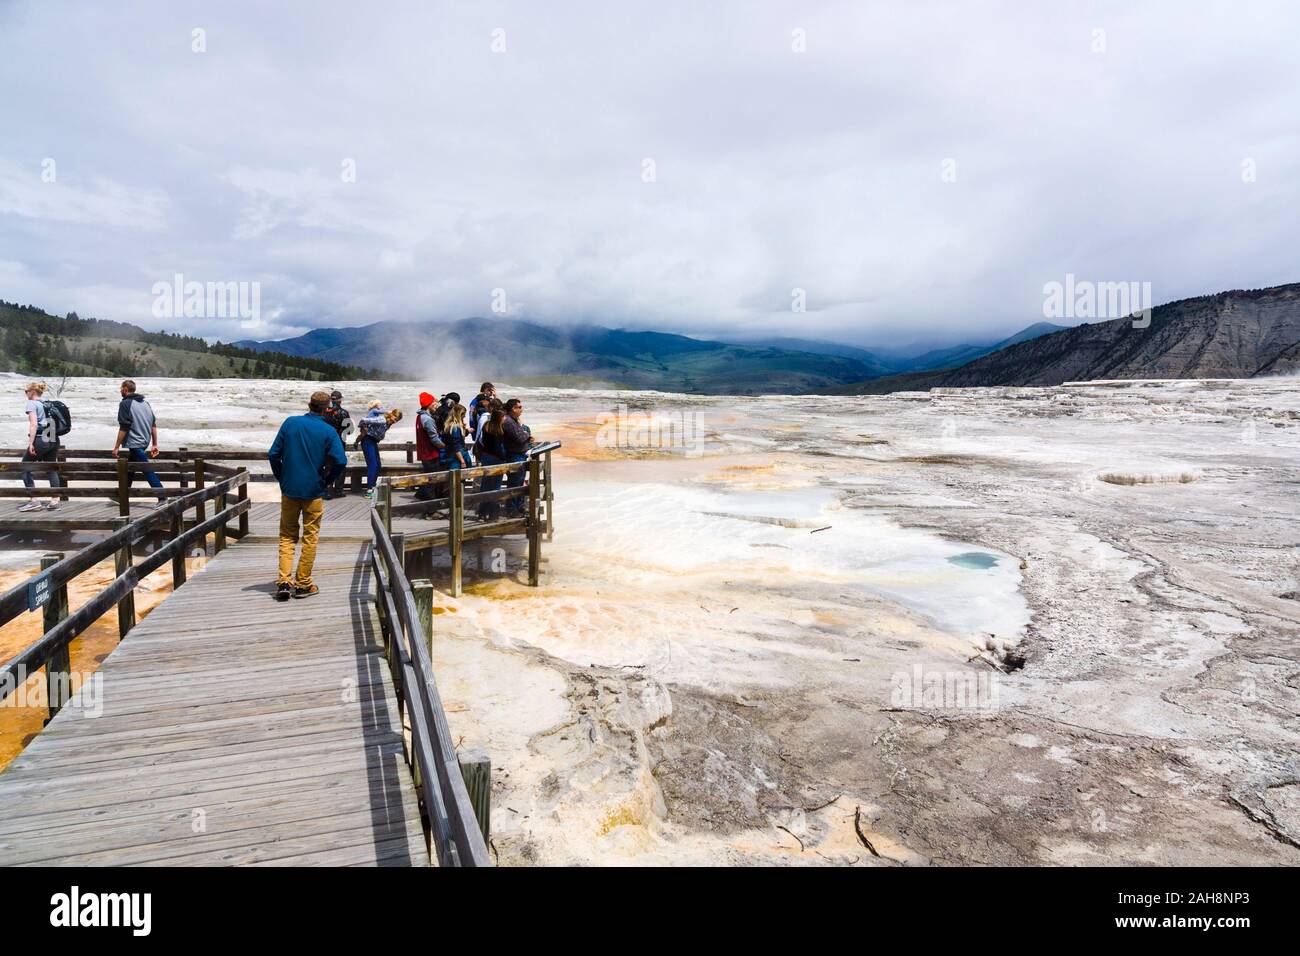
left=448, top=377, right=1300, bottom=864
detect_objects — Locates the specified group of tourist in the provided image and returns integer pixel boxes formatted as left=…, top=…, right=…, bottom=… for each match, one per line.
left=14, top=380, right=539, bottom=602
left=412, top=383, right=535, bottom=519
left=313, top=381, right=534, bottom=510
left=270, top=383, right=538, bottom=600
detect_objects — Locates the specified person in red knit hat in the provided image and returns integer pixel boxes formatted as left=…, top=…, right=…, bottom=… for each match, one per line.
left=414, top=391, right=445, bottom=501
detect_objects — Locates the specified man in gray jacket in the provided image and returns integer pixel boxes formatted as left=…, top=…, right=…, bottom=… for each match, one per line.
left=112, top=380, right=164, bottom=505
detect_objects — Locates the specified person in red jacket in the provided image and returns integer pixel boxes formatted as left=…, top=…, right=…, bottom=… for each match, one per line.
left=414, top=391, right=445, bottom=501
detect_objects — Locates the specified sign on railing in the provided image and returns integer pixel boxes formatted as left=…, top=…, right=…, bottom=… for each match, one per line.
left=26, top=572, right=52, bottom=612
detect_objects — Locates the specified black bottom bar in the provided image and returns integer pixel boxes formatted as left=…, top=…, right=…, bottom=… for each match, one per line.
left=0, top=866, right=1283, bottom=941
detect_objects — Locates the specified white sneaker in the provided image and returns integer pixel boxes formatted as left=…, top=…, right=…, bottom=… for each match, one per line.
left=45, top=499, right=61, bottom=511
left=18, top=500, right=42, bottom=513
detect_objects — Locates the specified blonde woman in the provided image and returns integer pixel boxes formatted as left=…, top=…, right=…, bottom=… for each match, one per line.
left=439, top=403, right=471, bottom=470
left=20, top=382, right=61, bottom=512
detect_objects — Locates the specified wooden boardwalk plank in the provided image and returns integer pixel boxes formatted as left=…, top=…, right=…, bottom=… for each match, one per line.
left=0, top=533, right=429, bottom=867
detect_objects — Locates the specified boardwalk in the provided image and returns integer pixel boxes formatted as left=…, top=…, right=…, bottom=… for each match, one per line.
left=0, top=531, right=428, bottom=866
left=0, top=447, right=556, bottom=867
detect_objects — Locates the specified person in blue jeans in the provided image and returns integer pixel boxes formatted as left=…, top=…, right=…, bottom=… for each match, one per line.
left=501, top=398, right=533, bottom=517
left=356, top=400, right=390, bottom=498
left=473, top=403, right=507, bottom=520
left=111, top=379, right=164, bottom=506
left=19, top=381, right=62, bottom=512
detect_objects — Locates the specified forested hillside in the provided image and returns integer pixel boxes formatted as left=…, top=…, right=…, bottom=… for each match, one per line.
left=0, top=301, right=399, bottom=381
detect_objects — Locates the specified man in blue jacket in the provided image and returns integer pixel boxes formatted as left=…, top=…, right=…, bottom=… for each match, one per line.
left=268, top=391, right=348, bottom=601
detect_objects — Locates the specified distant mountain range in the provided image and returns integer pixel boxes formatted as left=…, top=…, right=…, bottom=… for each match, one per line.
left=835, top=283, right=1300, bottom=393
left=234, top=318, right=1064, bottom=394
left=713, top=322, right=1065, bottom=376
left=236, top=319, right=884, bottom=393
left=9, top=281, right=1296, bottom=394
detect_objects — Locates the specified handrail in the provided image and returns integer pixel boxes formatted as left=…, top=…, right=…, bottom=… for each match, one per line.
left=0, top=496, right=249, bottom=692
left=0, top=442, right=418, bottom=460
left=0, top=446, right=424, bottom=494
left=0, top=472, right=246, bottom=626
left=0, top=467, right=250, bottom=709
left=383, top=440, right=563, bottom=492
left=370, top=509, right=492, bottom=867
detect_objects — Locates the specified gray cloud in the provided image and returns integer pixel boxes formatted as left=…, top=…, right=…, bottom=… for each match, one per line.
left=1, top=0, right=1297, bottom=350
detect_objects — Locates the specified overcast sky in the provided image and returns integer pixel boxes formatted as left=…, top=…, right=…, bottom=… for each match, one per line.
left=1, top=0, right=1298, bottom=349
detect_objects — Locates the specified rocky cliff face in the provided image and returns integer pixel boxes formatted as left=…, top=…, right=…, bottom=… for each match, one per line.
left=940, top=283, right=1300, bottom=386
left=845, top=283, right=1300, bottom=393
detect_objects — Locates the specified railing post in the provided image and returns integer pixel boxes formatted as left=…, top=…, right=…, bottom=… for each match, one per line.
left=449, top=477, right=463, bottom=597
left=544, top=449, right=554, bottom=542
left=459, top=748, right=492, bottom=846
left=193, top=459, right=206, bottom=555
left=406, top=441, right=413, bottom=464
left=41, top=552, right=70, bottom=722
left=237, top=469, right=249, bottom=538
left=116, top=454, right=130, bottom=518
left=378, top=480, right=392, bottom=537
left=56, top=447, right=69, bottom=502
left=213, top=482, right=228, bottom=554
left=391, top=532, right=406, bottom=596
left=111, top=516, right=136, bottom=639
left=413, top=579, right=433, bottom=654
left=177, top=447, right=189, bottom=490
left=527, top=457, right=541, bottom=587
left=170, top=510, right=187, bottom=589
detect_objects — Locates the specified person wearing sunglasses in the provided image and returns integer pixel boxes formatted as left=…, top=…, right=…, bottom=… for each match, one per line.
left=502, top=398, right=533, bottom=517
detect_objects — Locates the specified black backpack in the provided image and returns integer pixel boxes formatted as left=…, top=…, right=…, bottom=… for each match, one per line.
left=43, top=400, right=72, bottom=436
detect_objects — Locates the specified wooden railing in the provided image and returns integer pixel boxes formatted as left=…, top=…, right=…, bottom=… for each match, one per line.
left=371, top=508, right=492, bottom=867
left=0, top=464, right=251, bottom=720
left=0, top=442, right=426, bottom=507
left=374, top=441, right=558, bottom=596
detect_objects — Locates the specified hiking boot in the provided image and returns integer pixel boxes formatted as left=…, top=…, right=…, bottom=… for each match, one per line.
left=292, top=584, right=320, bottom=600
left=18, top=500, right=43, bottom=513
left=274, top=583, right=292, bottom=602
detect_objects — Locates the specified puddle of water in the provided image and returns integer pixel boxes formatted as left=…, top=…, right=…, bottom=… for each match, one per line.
left=947, top=551, right=1000, bottom=570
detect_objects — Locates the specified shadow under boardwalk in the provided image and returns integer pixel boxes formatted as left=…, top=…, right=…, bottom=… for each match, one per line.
left=0, top=538, right=428, bottom=866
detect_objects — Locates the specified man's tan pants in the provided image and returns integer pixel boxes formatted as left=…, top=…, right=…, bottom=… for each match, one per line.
left=278, top=496, right=324, bottom=587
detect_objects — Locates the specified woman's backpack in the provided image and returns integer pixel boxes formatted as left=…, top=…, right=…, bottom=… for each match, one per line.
left=42, top=400, right=72, bottom=436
